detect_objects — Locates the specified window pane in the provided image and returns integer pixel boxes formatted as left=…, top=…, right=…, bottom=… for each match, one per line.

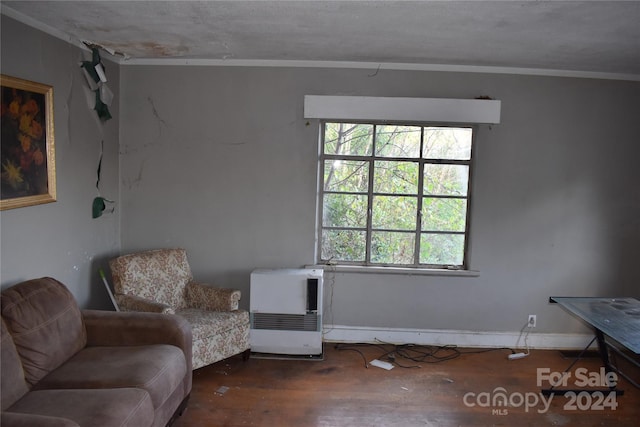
left=372, top=196, right=417, bottom=230
left=420, top=233, right=465, bottom=265
left=422, top=198, right=467, bottom=232
left=371, top=231, right=415, bottom=264
left=319, top=121, right=473, bottom=269
left=322, top=230, right=366, bottom=262
left=323, top=194, right=367, bottom=228
left=324, top=123, right=373, bottom=156
left=423, top=127, right=472, bottom=160
left=423, top=164, right=469, bottom=196
left=375, top=125, right=421, bottom=158
left=324, top=160, right=369, bottom=192
left=373, top=161, right=418, bottom=194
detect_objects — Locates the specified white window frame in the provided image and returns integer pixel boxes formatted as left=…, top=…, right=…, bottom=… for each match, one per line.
left=317, top=121, right=475, bottom=270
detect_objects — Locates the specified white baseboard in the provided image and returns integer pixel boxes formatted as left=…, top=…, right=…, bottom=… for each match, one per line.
left=322, top=324, right=596, bottom=350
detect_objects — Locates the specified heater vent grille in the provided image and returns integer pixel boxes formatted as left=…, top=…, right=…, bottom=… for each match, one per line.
left=252, top=313, right=320, bottom=331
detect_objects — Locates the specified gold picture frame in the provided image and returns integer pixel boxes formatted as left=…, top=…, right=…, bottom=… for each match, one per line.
left=1, top=74, right=56, bottom=210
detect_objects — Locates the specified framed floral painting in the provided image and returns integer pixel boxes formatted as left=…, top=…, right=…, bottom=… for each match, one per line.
left=1, top=75, right=56, bottom=210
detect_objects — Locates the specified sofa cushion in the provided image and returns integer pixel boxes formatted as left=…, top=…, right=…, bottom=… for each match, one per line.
left=35, top=344, right=187, bottom=410
left=178, top=308, right=249, bottom=369
left=1, top=411, right=80, bottom=427
left=177, top=308, right=249, bottom=339
left=1, top=319, right=30, bottom=411
left=0, top=278, right=86, bottom=386
left=6, top=388, right=153, bottom=427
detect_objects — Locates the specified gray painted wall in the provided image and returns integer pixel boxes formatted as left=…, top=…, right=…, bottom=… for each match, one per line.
left=1, top=16, right=120, bottom=309
left=2, top=16, right=638, bottom=335
left=119, top=66, right=640, bottom=334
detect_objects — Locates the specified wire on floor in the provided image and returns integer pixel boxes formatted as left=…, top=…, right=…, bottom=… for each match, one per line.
left=335, top=340, right=516, bottom=369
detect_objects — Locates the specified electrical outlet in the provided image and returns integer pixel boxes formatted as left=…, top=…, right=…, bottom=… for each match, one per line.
left=528, top=314, right=537, bottom=328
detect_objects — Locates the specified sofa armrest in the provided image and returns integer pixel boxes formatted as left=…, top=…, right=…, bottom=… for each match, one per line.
left=1, top=412, right=80, bottom=427
left=81, top=310, right=192, bottom=374
left=186, top=282, right=240, bottom=311
left=116, top=294, right=175, bottom=314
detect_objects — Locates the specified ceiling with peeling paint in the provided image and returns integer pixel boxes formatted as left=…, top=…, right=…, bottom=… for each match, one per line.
left=2, top=1, right=640, bottom=77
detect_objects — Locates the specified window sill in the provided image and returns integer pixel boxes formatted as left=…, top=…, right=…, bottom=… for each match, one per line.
left=305, top=264, right=480, bottom=277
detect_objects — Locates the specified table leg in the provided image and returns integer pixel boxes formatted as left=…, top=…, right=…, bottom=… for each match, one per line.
left=595, top=329, right=612, bottom=371
left=595, top=328, right=640, bottom=390
left=541, top=334, right=624, bottom=396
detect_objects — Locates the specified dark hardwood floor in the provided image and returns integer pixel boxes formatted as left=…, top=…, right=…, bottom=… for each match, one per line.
left=173, top=343, right=640, bottom=427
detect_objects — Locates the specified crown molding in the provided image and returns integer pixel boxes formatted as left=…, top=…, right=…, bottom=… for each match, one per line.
left=120, top=57, right=640, bottom=82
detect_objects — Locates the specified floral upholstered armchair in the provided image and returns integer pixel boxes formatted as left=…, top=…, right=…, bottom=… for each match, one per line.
left=109, top=248, right=250, bottom=369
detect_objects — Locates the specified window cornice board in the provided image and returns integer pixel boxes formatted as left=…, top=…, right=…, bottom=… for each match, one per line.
left=304, top=96, right=501, bottom=124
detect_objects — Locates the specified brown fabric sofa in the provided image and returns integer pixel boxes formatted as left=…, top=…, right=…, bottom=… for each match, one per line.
left=1, top=277, right=192, bottom=427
